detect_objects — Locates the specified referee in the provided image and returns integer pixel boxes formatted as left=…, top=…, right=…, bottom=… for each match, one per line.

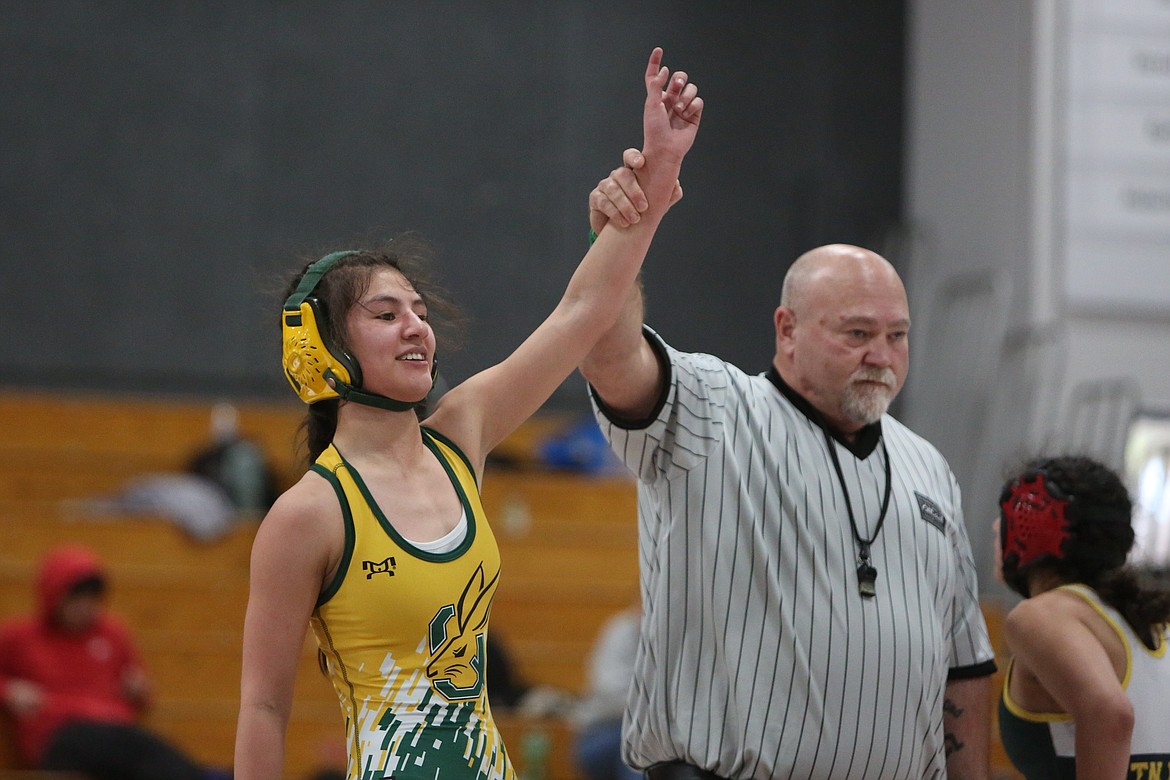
left=580, top=197, right=996, bottom=778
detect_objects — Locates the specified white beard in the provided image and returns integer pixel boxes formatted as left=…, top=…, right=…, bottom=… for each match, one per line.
left=841, top=369, right=897, bottom=425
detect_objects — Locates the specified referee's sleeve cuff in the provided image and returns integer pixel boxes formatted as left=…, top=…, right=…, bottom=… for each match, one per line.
left=947, top=659, right=997, bottom=680
left=588, top=326, right=671, bottom=431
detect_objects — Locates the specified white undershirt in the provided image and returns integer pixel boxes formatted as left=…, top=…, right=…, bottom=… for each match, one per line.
left=406, top=508, right=468, bottom=554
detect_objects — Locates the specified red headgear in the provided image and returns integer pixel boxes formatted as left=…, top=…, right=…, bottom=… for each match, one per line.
left=1000, top=471, right=1073, bottom=569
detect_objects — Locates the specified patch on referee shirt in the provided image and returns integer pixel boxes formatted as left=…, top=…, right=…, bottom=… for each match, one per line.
left=915, top=492, right=947, bottom=532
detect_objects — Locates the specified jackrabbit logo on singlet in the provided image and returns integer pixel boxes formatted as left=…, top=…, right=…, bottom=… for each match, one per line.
left=426, top=562, right=500, bottom=700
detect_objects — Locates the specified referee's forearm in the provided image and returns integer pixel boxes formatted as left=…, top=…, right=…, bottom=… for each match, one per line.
left=581, top=285, right=660, bottom=418
left=942, top=675, right=991, bottom=780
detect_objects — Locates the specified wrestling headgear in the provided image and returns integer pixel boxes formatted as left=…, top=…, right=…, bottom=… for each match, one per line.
left=281, top=250, right=434, bottom=412
left=999, top=469, right=1074, bottom=571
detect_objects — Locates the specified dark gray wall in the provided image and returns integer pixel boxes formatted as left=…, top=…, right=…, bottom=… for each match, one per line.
left=1, top=2, right=904, bottom=412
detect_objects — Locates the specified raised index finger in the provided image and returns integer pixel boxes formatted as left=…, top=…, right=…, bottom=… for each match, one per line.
left=644, top=47, right=668, bottom=96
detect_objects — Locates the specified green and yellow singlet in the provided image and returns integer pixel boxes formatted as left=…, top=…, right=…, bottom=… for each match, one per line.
left=308, top=428, right=515, bottom=780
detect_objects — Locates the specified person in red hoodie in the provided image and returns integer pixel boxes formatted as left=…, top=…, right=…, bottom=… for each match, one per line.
left=0, top=544, right=219, bottom=779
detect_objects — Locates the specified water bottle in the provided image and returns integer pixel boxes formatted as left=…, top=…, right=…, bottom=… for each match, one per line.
left=519, top=726, right=550, bottom=780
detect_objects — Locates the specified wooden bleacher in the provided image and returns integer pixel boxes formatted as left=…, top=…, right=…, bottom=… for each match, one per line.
left=0, top=388, right=637, bottom=779
left=1, top=391, right=308, bottom=503
left=0, top=503, right=342, bottom=775
left=0, top=388, right=1022, bottom=780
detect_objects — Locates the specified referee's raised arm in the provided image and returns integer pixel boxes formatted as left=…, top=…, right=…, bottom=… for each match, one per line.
left=581, top=148, right=677, bottom=421
left=580, top=280, right=665, bottom=423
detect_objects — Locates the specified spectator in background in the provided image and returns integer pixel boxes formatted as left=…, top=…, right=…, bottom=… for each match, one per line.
left=77, top=402, right=276, bottom=543
left=187, top=401, right=279, bottom=516
left=0, top=544, right=226, bottom=780
left=571, top=605, right=641, bottom=780
left=485, top=632, right=531, bottom=712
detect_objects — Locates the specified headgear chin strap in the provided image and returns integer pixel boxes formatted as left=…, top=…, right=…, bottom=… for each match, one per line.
left=281, top=250, right=433, bottom=412
left=999, top=470, right=1074, bottom=570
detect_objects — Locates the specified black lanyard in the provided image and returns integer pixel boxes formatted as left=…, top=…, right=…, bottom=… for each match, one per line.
left=823, top=429, right=892, bottom=598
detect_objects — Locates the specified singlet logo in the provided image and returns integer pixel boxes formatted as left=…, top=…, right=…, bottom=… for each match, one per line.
left=363, top=557, right=397, bottom=578
left=915, top=492, right=947, bottom=532
left=1132, top=757, right=1170, bottom=777
left=425, top=563, right=499, bottom=701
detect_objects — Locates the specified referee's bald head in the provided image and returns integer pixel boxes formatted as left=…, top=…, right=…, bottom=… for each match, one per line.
left=779, top=243, right=902, bottom=312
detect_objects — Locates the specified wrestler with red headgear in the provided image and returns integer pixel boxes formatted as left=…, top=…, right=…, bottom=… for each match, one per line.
left=996, top=455, right=1170, bottom=779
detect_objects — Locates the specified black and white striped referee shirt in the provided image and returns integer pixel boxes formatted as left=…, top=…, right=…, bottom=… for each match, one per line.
left=590, top=328, right=996, bottom=780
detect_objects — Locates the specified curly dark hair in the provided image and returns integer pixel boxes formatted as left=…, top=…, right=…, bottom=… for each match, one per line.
left=1000, top=454, right=1170, bottom=649
left=280, top=234, right=466, bottom=464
